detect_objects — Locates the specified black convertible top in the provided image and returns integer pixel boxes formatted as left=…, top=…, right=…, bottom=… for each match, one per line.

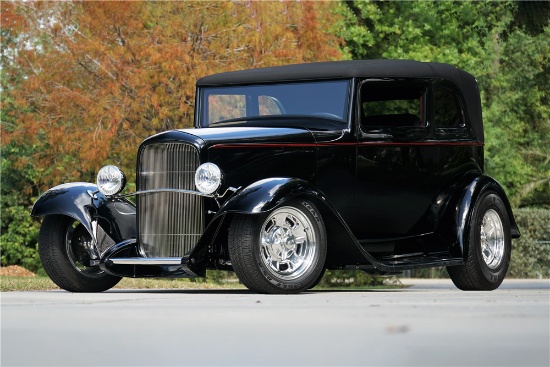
left=197, top=60, right=484, bottom=141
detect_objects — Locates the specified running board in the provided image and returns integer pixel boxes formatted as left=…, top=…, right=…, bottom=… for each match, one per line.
left=109, top=257, right=182, bottom=265
left=101, top=254, right=198, bottom=278
left=376, top=254, right=463, bottom=270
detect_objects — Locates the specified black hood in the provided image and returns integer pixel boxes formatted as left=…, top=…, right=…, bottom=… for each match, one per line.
left=141, top=126, right=317, bottom=149
left=140, top=126, right=319, bottom=192
left=181, top=126, right=315, bottom=147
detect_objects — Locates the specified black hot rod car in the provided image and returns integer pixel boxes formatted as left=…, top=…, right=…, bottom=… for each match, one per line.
left=32, top=60, right=520, bottom=294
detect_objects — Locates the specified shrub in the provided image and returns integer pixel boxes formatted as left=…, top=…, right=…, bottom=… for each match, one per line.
left=318, top=269, right=388, bottom=287
left=0, top=195, right=41, bottom=272
left=410, top=208, right=550, bottom=278
left=507, top=208, right=550, bottom=278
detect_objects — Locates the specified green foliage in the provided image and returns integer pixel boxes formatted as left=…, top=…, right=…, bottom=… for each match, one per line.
left=318, top=270, right=388, bottom=287
left=205, top=270, right=239, bottom=285
left=0, top=192, right=40, bottom=271
left=337, top=1, right=550, bottom=207
left=507, top=208, right=550, bottom=278
left=204, top=269, right=395, bottom=287
left=484, top=26, right=550, bottom=207
left=410, top=267, right=449, bottom=279
left=1, top=55, right=42, bottom=272
left=2, top=1, right=548, bottom=278
left=0, top=143, right=42, bottom=271
left=2, top=1, right=344, bottom=273
left=204, top=269, right=394, bottom=287
left=410, top=209, right=549, bottom=279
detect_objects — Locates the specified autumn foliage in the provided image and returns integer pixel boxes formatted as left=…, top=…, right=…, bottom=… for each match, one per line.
left=2, top=1, right=343, bottom=192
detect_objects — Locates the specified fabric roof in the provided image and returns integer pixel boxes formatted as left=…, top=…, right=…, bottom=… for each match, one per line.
left=197, top=60, right=483, bottom=141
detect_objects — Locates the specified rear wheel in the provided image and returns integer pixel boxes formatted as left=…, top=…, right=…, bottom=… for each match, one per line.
left=39, top=215, right=121, bottom=292
left=228, top=200, right=327, bottom=294
left=447, top=191, right=512, bottom=290
left=308, top=267, right=326, bottom=290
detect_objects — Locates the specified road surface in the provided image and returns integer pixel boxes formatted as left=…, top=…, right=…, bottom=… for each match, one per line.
left=1, top=279, right=549, bottom=366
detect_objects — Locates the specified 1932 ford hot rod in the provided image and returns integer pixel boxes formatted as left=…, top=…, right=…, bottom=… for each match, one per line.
left=32, top=60, right=520, bottom=293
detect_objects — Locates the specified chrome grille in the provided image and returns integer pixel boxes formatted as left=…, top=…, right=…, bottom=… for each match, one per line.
left=138, top=143, right=203, bottom=258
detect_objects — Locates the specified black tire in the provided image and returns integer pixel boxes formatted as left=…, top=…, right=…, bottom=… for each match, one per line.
left=39, top=215, right=121, bottom=292
left=308, top=267, right=326, bottom=290
left=228, top=200, right=327, bottom=294
left=447, top=191, right=512, bottom=290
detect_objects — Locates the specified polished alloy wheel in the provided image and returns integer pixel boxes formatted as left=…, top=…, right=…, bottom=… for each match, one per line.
left=447, top=192, right=511, bottom=291
left=260, top=206, right=317, bottom=280
left=228, top=200, right=326, bottom=294
left=480, top=209, right=505, bottom=269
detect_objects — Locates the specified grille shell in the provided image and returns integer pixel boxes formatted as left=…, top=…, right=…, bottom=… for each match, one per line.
left=137, top=143, right=204, bottom=258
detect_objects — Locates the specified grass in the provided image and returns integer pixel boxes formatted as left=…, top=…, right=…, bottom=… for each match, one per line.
left=0, top=276, right=246, bottom=292
left=0, top=276, right=404, bottom=292
left=1, top=276, right=60, bottom=292
left=115, top=277, right=247, bottom=290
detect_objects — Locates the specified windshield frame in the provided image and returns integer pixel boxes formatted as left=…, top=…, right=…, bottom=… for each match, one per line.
left=195, top=79, right=353, bottom=129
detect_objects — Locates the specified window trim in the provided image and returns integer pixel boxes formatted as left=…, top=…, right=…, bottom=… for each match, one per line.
left=198, top=79, right=353, bottom=128
left=357, top=78, right=430, bottom=135
left=432, top=81, right=468, bottom=131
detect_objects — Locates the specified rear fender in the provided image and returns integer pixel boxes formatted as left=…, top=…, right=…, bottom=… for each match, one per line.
left=452, top=175, right=520, bottom=260
left=31, top=183, right=136, bottom=257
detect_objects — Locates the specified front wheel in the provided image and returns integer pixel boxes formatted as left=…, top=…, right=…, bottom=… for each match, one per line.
left=228, top=200, right=327, bottom=294
left=39, top=215, right=121, bottom=292
left=447, top=191, right=512, bottom=290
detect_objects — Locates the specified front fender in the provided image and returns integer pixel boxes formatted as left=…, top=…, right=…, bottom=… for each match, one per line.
left=218, top=177, right=323, bottom=214
left=31, top=183, right=136, bottom=253
left=187, top=177, right=371, bottom=274
left=455, top=175, right=520, bottom=260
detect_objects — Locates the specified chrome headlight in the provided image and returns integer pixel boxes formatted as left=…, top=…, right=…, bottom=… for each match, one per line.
left=195, top=163, right=222, bottom=195
left=96, top=165, right=126, bottom=196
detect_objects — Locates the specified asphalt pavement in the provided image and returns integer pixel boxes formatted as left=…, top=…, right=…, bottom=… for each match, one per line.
left=1, top=279, right=549, bottom=366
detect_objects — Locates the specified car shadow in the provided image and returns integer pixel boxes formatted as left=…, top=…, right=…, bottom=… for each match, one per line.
left=103, top=287, right=407, bottom=295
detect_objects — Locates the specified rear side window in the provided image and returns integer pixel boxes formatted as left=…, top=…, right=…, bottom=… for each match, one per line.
left=361, top=82, right=426, bottom=128
left=434, top=86, right=464, bottom=128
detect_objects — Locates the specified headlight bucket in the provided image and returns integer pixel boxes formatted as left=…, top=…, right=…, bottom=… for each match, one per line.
left=96, top=165, right=126, bottom=196
left=195, top=163, right=222, bottom=195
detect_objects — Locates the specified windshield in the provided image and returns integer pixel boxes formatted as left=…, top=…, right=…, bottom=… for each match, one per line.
left=198, top=80, right=351, bottom=128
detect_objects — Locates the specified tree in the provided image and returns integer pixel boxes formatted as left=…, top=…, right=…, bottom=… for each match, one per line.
left=1, top=1, right=344, bottom=270
left=1, top=2, right=41, bottom=269
left=337, top=0, right=549, bottom=207
left=3, top=1, right=344, bottom=192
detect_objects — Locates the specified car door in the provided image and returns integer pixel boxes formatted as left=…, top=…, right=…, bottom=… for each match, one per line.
left=354, top=79, right=437, bottom=254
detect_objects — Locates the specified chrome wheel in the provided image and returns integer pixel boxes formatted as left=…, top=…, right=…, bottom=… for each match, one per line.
left=260, top=206, right=317, bottom=281
left=229, top=200, right=327, bottom=294
left=447, top=191, right=512, bottom=291
left=480, top=209, right=505, bottom=269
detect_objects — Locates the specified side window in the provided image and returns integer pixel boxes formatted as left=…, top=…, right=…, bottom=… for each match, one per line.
left=208, top=94, right=246, bottom=123
left=434, top=86, right=464, bottom=128
left=258, top=95, right=283, bottom=116
left=361, top=83, right=426, bottom=129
